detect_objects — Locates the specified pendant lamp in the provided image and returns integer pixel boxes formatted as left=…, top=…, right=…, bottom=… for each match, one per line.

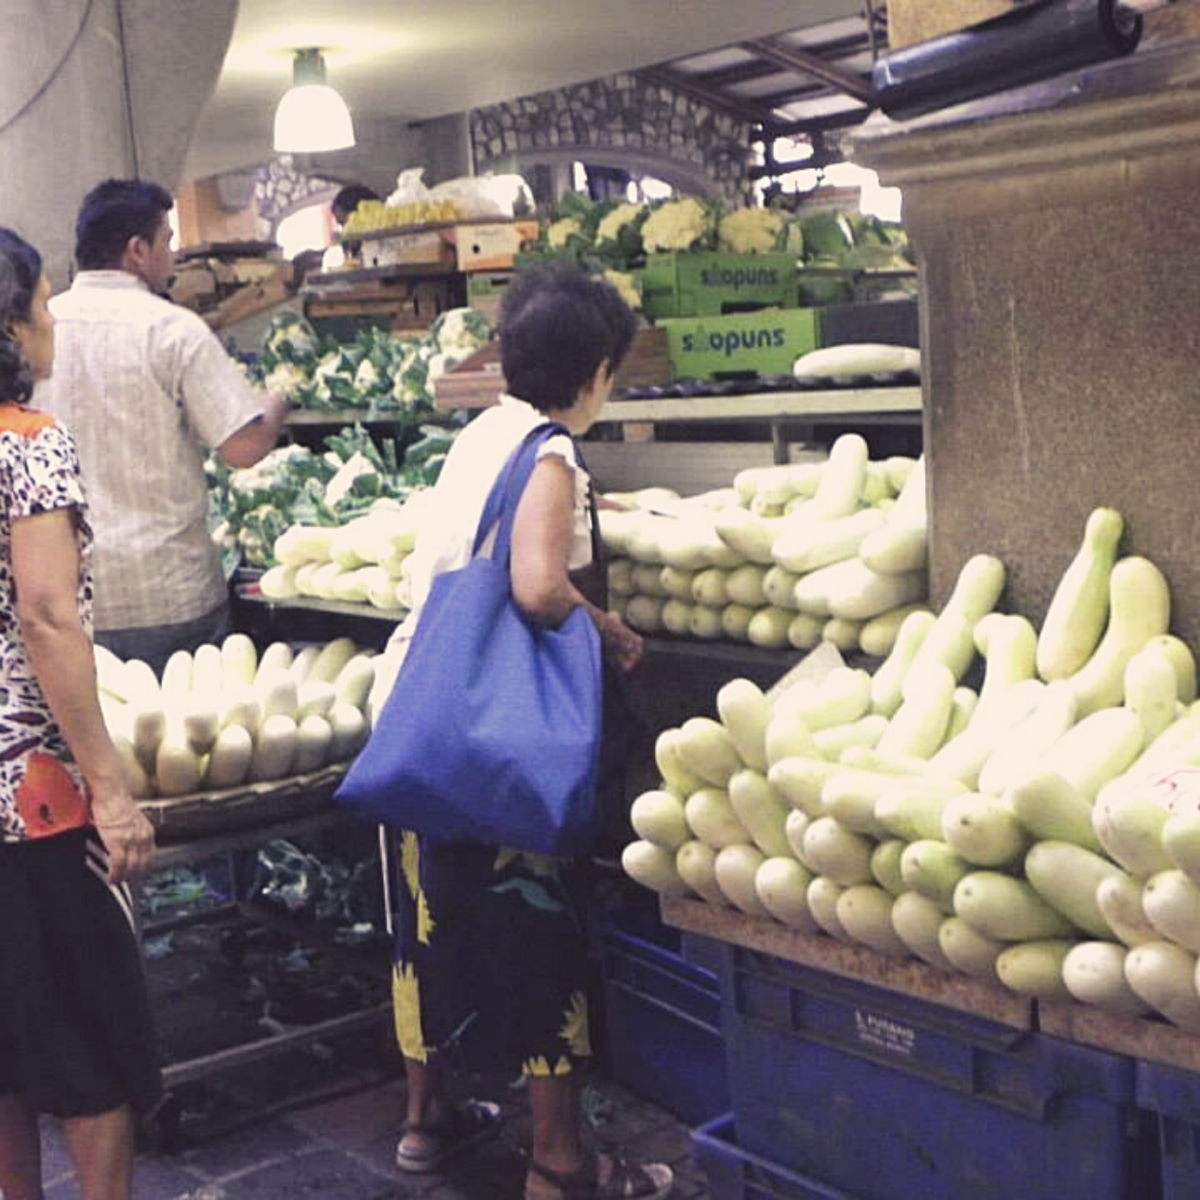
left=273, top=48, right=355, bottom=153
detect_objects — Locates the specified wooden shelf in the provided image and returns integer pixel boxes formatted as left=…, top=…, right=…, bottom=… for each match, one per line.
left=284, top=409, right=406, bottom=427
left=599, top=386, right=922, bottom=425
left=660, top=895, right=1034, bottom=1030
left=235, top=589, right=403, bottom=624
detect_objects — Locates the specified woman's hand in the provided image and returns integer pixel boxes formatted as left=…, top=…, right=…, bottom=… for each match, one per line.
left=90, top=780, right=156, bottom=884
left=596, top=610, right=644, bottom=673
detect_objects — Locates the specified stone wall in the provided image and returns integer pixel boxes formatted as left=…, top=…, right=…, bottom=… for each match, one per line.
left=253, top=156, right=340, bottom=241
left=470, top=73, right=755, bottom=202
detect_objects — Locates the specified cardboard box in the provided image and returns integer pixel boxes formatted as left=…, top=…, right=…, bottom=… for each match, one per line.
left=657, top=308, right=819, bottom=379
left=888, top=0, right=1033, bottom=50
left=454, top=220, right=539, bottom=271
left=465, top=271, right=514, bottom=324
left=639, top=252, right=798, bottom=319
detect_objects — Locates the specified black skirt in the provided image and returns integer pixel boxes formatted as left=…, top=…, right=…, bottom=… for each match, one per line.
left=0, top=828, right=162, bottom=1117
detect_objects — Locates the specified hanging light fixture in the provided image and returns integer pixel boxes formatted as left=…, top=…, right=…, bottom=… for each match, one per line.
left=273, top=48, right=355, bottom=153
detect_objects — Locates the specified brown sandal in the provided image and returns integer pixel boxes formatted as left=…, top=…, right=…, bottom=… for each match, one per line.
left=526, top=1153, right=674, bottom=1200
left=395, top=1098, right=502, bottom=1173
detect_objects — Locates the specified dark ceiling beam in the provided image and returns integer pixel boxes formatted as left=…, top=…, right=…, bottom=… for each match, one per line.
left=763, top=105, right=872, bottom=139
left=687, top=60, right=782, bottom=89
left=740, top=37, right=875, bottom=103
left=634, top=65, right=767, bottom=125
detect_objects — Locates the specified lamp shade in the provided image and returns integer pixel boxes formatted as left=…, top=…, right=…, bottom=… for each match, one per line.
left=273, top=50, right=355, bottom=153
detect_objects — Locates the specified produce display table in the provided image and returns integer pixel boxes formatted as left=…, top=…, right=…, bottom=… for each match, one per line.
left=659, top=895, right=1034, bottom=1030
left=1039, top=1000, right=1200, bottom=1075
left=139, top=793, right=392, bottom=1093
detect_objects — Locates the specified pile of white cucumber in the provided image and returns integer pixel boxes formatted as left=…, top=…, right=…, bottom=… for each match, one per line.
left=623, top=505, right=1200, bottom=1031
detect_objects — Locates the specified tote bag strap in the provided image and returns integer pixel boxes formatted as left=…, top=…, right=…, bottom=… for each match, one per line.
left=471, top=421, right=572, bottom=564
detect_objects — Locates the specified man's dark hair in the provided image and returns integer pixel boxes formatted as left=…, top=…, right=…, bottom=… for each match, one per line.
left=75, top=178, right=174, bottom=270
left=499, top=263, right=637, bottom=413
left=331, top=184, right=380, bottom=226
left=0, top=228, right=44, bottom=406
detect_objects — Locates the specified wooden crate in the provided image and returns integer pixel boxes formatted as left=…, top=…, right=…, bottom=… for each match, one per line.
left=888, top=0, right=1033, bottom=49
left=433, top=326, right=673, bottom=410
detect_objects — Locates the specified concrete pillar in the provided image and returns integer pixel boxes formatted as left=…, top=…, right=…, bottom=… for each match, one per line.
left=852, top=41, right=1200, bottom=646
left=0, top=0, right=235, bottom=286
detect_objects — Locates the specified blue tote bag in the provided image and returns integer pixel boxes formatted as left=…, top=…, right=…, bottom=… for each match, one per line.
left=334, top=423, right=604, bottom=856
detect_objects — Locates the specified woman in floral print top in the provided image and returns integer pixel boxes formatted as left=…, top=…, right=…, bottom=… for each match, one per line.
left=0, top=228, right=158, bottom=1200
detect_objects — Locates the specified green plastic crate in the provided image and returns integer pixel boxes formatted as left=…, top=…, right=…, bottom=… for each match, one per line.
left=656, top=308, right=819, bottom=379
left=639, top=252, right=798, bottom=319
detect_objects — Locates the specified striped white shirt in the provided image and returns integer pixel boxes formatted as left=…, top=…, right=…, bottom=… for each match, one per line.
left=37, top=271, right=266, bottom=630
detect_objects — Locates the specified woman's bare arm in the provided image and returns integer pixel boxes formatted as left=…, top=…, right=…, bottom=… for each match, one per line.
left=511, top=456, right=642, bottom=672
left=12, top=509, right=154, bottom=881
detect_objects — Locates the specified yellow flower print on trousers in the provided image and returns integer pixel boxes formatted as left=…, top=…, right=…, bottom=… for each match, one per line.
left=393, top=961, right=428, bottom=1063
left=401, top=831, right=421, bottom=898
left=523, top=1054, right=574, bottom=1077
left=559, top=991, right=591, bottom=1058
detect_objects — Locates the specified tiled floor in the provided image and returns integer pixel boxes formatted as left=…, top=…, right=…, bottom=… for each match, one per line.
left=32, top=1031, right=713, bottom=1200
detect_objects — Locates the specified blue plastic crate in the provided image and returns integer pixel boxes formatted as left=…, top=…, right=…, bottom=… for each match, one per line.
left=693, top=1114, right=863, bottom=1200
left=722, top=948, right=1156, bottom=1200
left=1137, top=1058, right=1200, bottom=1200
left=600, top=931, right=727, bottom=1125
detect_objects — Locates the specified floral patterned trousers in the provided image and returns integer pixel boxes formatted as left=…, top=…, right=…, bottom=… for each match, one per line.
left=391, top=832, right=593, bottom=1079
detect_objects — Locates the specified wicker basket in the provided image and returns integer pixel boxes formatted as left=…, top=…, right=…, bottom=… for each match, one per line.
left=138, top=762, right=349, bottom=844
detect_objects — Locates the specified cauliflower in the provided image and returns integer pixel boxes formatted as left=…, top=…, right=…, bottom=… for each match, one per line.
left=640, top=197, right=713, bottom=254
left=430, top=307, right=493, bottom=354
left=547, top=217, right=586, bottom=249
left=718, top=208, right=786, bottom=254
left=263, top=312, right=320, bottom=363
left=602, top=270, right=642, bottom=311
left=596, top=203, right=647, bottom=244
left=262, top=361, right=310, bottom=401
left=353, top=358, right=381, bottom=391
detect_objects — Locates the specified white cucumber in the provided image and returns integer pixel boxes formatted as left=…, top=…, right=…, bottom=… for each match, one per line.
left=1142, top=869, right=1200, bottom=953
left=900, top=839, right=972, bottom=913
left=836, top=884, right=909, bottom=958
left=623, top=840, right=691, bottom=897
left=727, top=769, right=793, bottom=858
left=940, top=792, right=1030, bottom=868
left=1005, top=769, right=1101, bottom=852
left=869, top=608, right=936, bottom=717
left=812, top=714, right=889, bottom=762
left=874, top=775, right=969, bottom=843
left=675, top=840, right=729, bottom=907
left=714, top=844, right=770, bottom=917
left=684, top=787, right=749, bottom=850
left=874, top=661, right=956, bottom=760
left=1036, top=507, right=1124, bottom=682
left=806, top=876, right=851, bottom=942
left=996, top=940, right=1074, bottom=1000
left=869, top=839, right=907, bottom=897
left=891, top=891, right=956, bottom=971
left=801, top=816, right=875, bottom=887
left=755, top=857, right=818, bottom=932
left=1066, top=556, right=1171, bottom=716
left=953, top=871, right=1076, bottom=941
left=1024, top=841, right=1128, bottom=939
left=630, top=790, right=692, bottom=852
left=977, top=681, right=1078, bottom=798
left=1095, top=875, right=1159, bottom=948
left=1038, top=706, right=1144, bottom=804
left=1062, top=942, right=1151, bottom=1016
left=938, top=916, right=1004, bottom=983
left=1125, top=941, right=1200, bottom=1031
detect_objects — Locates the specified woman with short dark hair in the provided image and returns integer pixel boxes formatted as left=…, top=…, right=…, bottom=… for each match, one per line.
left=384, top=263, right=671, bottom=1200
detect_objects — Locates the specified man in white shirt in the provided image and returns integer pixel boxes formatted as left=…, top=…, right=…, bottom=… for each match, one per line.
left=38, top=178, right=289, bottom=675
